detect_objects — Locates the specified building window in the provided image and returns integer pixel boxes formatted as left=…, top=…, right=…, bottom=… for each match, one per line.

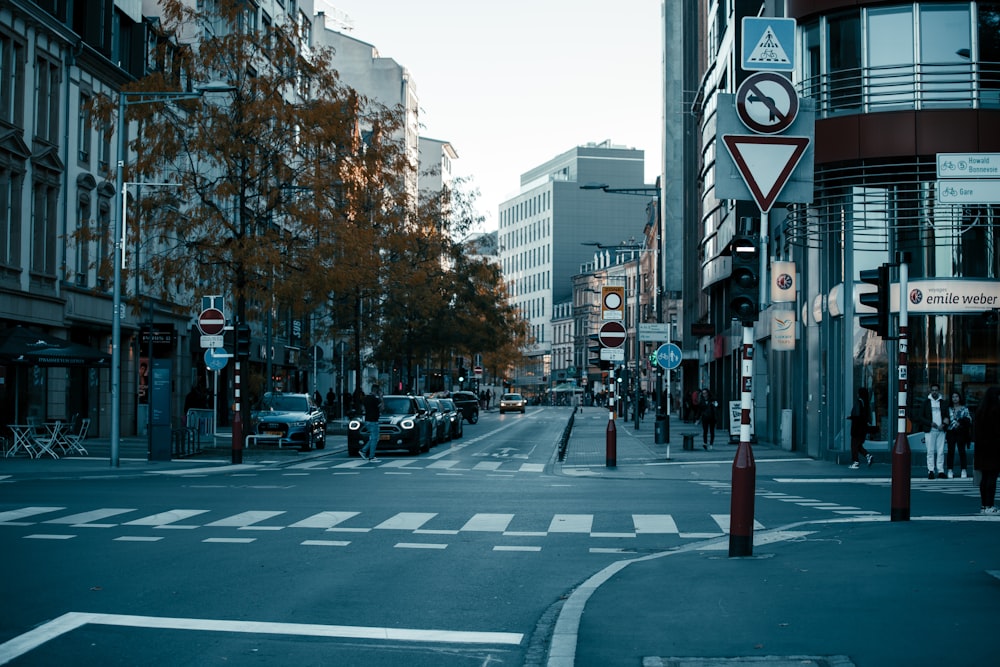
left=97, top=196, right=111, bottom=290
left=0, top=32, right=26, bottom=127
left=827, top=11, right=862, bottom=111
left=866, top=5, right=915, bottom=110
left=75, top=196, right=91, bottom=286
left=31, top=175, right=59, bottom=277
left=0, top=166, right=23, bottom=267
left=78, top=91, right=92, bottom=164
left=919, top=3, right=972, bottom=108
left=35, top=55, right=61, bottom=144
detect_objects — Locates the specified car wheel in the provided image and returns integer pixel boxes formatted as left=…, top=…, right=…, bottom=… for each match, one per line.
left=468, top=411, right=479, bottom=424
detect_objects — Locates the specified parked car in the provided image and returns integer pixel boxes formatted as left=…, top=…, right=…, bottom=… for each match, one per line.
left=450, top=390, right=480, bottom=424
left=251, top=392, right=327, bottom=450
left=438, top=397, right=463, bottom=439
left=425, top=398, right=450, bottom=443
left=347, top=394, right=432, bottom=456
left=499, top=392, right=527, bottom=414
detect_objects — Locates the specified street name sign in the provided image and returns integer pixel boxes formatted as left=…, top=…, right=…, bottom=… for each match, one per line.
left=937, top=179, right=1000, bottom=204
left=639, top=323, right=670, bottom=342
left=199, top=335, right=224, bottom=348
left=600, top=347, right=625, bottom=362
left=937, top=153, right=1000, bottom=179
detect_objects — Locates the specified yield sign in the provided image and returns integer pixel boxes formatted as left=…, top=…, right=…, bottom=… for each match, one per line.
left=598, top=321, right=627, bottom=348
left=722, top=134, right=810, bottom=212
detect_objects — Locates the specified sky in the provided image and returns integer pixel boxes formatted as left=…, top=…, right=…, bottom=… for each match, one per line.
left=320, top=1, right=663, bottom=233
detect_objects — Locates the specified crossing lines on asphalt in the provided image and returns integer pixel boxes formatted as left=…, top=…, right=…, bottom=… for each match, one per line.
left=2, top=506, right=747, bottom=548
left=282, top=459, right=547, bottom=476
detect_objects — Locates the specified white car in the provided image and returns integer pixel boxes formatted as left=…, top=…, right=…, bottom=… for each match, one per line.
left=499, top=393, right=527, bottom=414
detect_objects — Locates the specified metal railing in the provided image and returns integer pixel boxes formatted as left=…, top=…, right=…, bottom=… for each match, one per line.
left=172, top=427, right=202, bottom=458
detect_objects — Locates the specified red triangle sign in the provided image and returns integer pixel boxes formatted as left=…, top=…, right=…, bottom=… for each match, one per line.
left=722, top=134, right=810, bottom=212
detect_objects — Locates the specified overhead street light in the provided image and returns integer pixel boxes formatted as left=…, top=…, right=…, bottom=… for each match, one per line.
left=110, top=83, right=235, bottom=467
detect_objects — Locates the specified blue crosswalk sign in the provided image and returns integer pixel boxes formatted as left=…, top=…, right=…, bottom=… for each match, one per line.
left=656, top=343, right=682, bottom=370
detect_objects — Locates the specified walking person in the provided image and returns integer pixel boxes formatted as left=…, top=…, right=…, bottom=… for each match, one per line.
left=917, top=384, right=949, bottom=479
left=360, top=383, right=382, bottom=462
left=847, top=387, right=875, bottom=469
left=945, top=390, right=972, bottom=479
left=700, top=388, right=718, bottom=450
left=973, top=386, right=1000, bottom=513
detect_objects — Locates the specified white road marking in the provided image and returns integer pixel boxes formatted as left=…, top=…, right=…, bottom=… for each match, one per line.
left=123, top=510, right=209, bottom=527
left=114, top=536, right=162, bottom=542
left=205, top=511, right=286, bottom=528
left=43, top=508, right=135, bottom=526
left=0, top=611, right=522, bottom=664
left=632, top=514, right=679, bottom=534
left=301, top=540, right=351, bottom=547
left=395, top=542, right=448, bottom=549
left=460, top=513, right=515, bottom=532
left=493, top=545, right=541, bottom=552
left=548, top=514, right=593, bottom=533
left=374, top=512, right=436, bottom=531
left=288, top=511, right=359, bottom=529
left=24, top=534, right=74, bottom=540
left=0, top=507, right=65, bottom=525
left=202, top=537, right=255, bottom=543
left=711, top=514, right=766, bottom=533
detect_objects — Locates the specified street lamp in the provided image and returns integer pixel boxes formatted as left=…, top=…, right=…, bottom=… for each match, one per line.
left=582, top=241, right=651, bottom=431
left=111, top=83, right=235, bottom=467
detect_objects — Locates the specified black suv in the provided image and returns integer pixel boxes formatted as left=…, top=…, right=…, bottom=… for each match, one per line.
left=347, top=395, right=432, bottom=456
left=450, top=391, right=480, bottom=424
left=251, top=392, right=327, bottom=450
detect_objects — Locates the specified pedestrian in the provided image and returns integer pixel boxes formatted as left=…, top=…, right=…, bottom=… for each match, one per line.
left=691, top=389, right=702, bottom=422
left=917, top=383, right=949, bottom=479
left=638, top=392, right=647, bottom=421
left=700, top=388, right=718, bottom=450
left=360, top=383, right=382, bottom=462
left=847, top=387, right=875, bottom=469
left=973, top=386, right=1000, bottom=514
left=945, top=390, right=972, bottom=479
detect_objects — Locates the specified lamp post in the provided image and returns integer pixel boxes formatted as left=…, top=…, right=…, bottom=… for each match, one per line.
left=111, top=84, right=235, bottom=467
left=582, top=241, right=652, bottom=431
left=581, top=178, right=667, bottom=439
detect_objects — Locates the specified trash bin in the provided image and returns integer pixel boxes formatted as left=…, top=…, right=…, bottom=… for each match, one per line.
left=655, top=415, right=668, bottom=444
left=683, top=434, right=695, bottom=450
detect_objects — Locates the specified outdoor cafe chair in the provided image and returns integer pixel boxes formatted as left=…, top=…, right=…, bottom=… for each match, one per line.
left=62, top=418, right=90, bottom=455
left=32, top=420, right=62, bottom=459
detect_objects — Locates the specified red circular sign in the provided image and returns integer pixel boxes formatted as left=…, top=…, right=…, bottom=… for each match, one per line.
left=598, top=321, right=627, bottom=348
left=736, top=72, right=798, bottom=134
left=198, top=308, right=226, bottom=335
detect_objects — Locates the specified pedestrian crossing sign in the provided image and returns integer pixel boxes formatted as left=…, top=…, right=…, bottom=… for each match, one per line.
left=742, top=17, right=795, bottom=72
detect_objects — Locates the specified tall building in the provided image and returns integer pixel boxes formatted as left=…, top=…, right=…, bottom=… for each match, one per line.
left=692, top=1, right=1000, bottom=460
left=498, top=141, right=652, bottom=392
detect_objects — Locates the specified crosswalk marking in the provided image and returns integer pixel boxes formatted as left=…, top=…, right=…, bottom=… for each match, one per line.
left=43, top=508, right=136, bottom=527
left=288, top=511, right=359, bottom=529
left=548, top=514, right=593, bottom=533
left=205, top=511, right=286, bottom=529
left=123, top=510, right=209, bottom=528
left=0, top=506, right=65, bottom=525
left=1, top=506, right=735, bottom=540
left=374, top=513, right=436, bottom=531
left=473, top=462, right=503, bottom=471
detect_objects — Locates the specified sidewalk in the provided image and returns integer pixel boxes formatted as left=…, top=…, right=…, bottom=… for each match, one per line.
left=550, top=407, right=1000, bottom=666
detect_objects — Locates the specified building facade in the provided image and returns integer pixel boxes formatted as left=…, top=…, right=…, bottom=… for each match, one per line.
left=498, top=141, right=652, bottom=394
left=693, top=0, right=1000, bottom=458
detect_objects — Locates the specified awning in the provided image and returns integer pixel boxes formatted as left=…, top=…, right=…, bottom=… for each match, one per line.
left=0, top=326, right=110, bottom=367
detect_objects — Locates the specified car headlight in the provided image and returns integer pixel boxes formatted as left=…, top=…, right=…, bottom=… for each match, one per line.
left=348, top=420, right=362, bottom=430
left=400, top=418, right=415, bottom=429
left=290, top=420, right=306, bottom=427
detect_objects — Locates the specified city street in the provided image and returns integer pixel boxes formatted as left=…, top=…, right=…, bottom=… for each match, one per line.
left=2, top=407, right=998, bottom=666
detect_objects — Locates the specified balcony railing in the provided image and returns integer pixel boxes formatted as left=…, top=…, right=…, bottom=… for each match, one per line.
left=800, top=61, right=1000, bottom=117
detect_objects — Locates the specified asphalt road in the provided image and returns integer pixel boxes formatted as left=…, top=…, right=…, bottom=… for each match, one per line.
left=1, top=407, right=996, bottom=666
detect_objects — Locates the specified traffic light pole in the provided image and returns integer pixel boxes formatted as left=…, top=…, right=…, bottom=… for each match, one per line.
left=891, top=259, right=911, bottom=521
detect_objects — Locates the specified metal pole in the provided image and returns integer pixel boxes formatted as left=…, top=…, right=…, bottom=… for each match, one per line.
left=634, top=257, right=641, bottom=430
left=891, top=258, right=911, bottom=521
left=729, top=324, right=757, bottom=557
left=110, top=91, right=125, bottom=467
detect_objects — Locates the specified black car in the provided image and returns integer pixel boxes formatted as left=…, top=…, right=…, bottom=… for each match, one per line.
left=425, top=398, right=450, bottom=444
left=347, top=395, right=432, bottom=456
left=450, top=390, right=480, bottom=424
left=438, top=397, right=463, bottom=439
left=251, top=392, right=327, bottom=450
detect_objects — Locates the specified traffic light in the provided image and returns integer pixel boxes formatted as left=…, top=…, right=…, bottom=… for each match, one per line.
left=859, top=264, right=890, bottom=338
left=235, top=324, right=252, bottom=357
left=729, top=235, right=760, bottom=324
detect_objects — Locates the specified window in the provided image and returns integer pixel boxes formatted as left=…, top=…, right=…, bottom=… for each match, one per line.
left=979, top=4, right=1000, bottom=106
left=0, top=166, right=23, bottom=267
left=827, top=11, right=862, bottom=111
left=97, top=196, right=111, bottom=289
left=0, top=32, right=25, bottom=126
left=866, top=5, right=915, bottom=110
left=75, top=196, right=91, bottom=286
left=78, top=91, right=92, bottom=164
left=919, top=4, right=973, bottom=107
left=34, top=55, right=61, bottom=143
left=31, top=174, right=59, bottom=277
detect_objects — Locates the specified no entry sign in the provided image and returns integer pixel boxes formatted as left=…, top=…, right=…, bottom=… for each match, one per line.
left=197, top=308, right=226, bottom=336
left=598, top=321, right=627, bottom=348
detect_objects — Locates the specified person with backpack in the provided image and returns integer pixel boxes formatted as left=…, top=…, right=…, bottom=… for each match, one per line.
left=700, top=388, right=718, bottom=450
